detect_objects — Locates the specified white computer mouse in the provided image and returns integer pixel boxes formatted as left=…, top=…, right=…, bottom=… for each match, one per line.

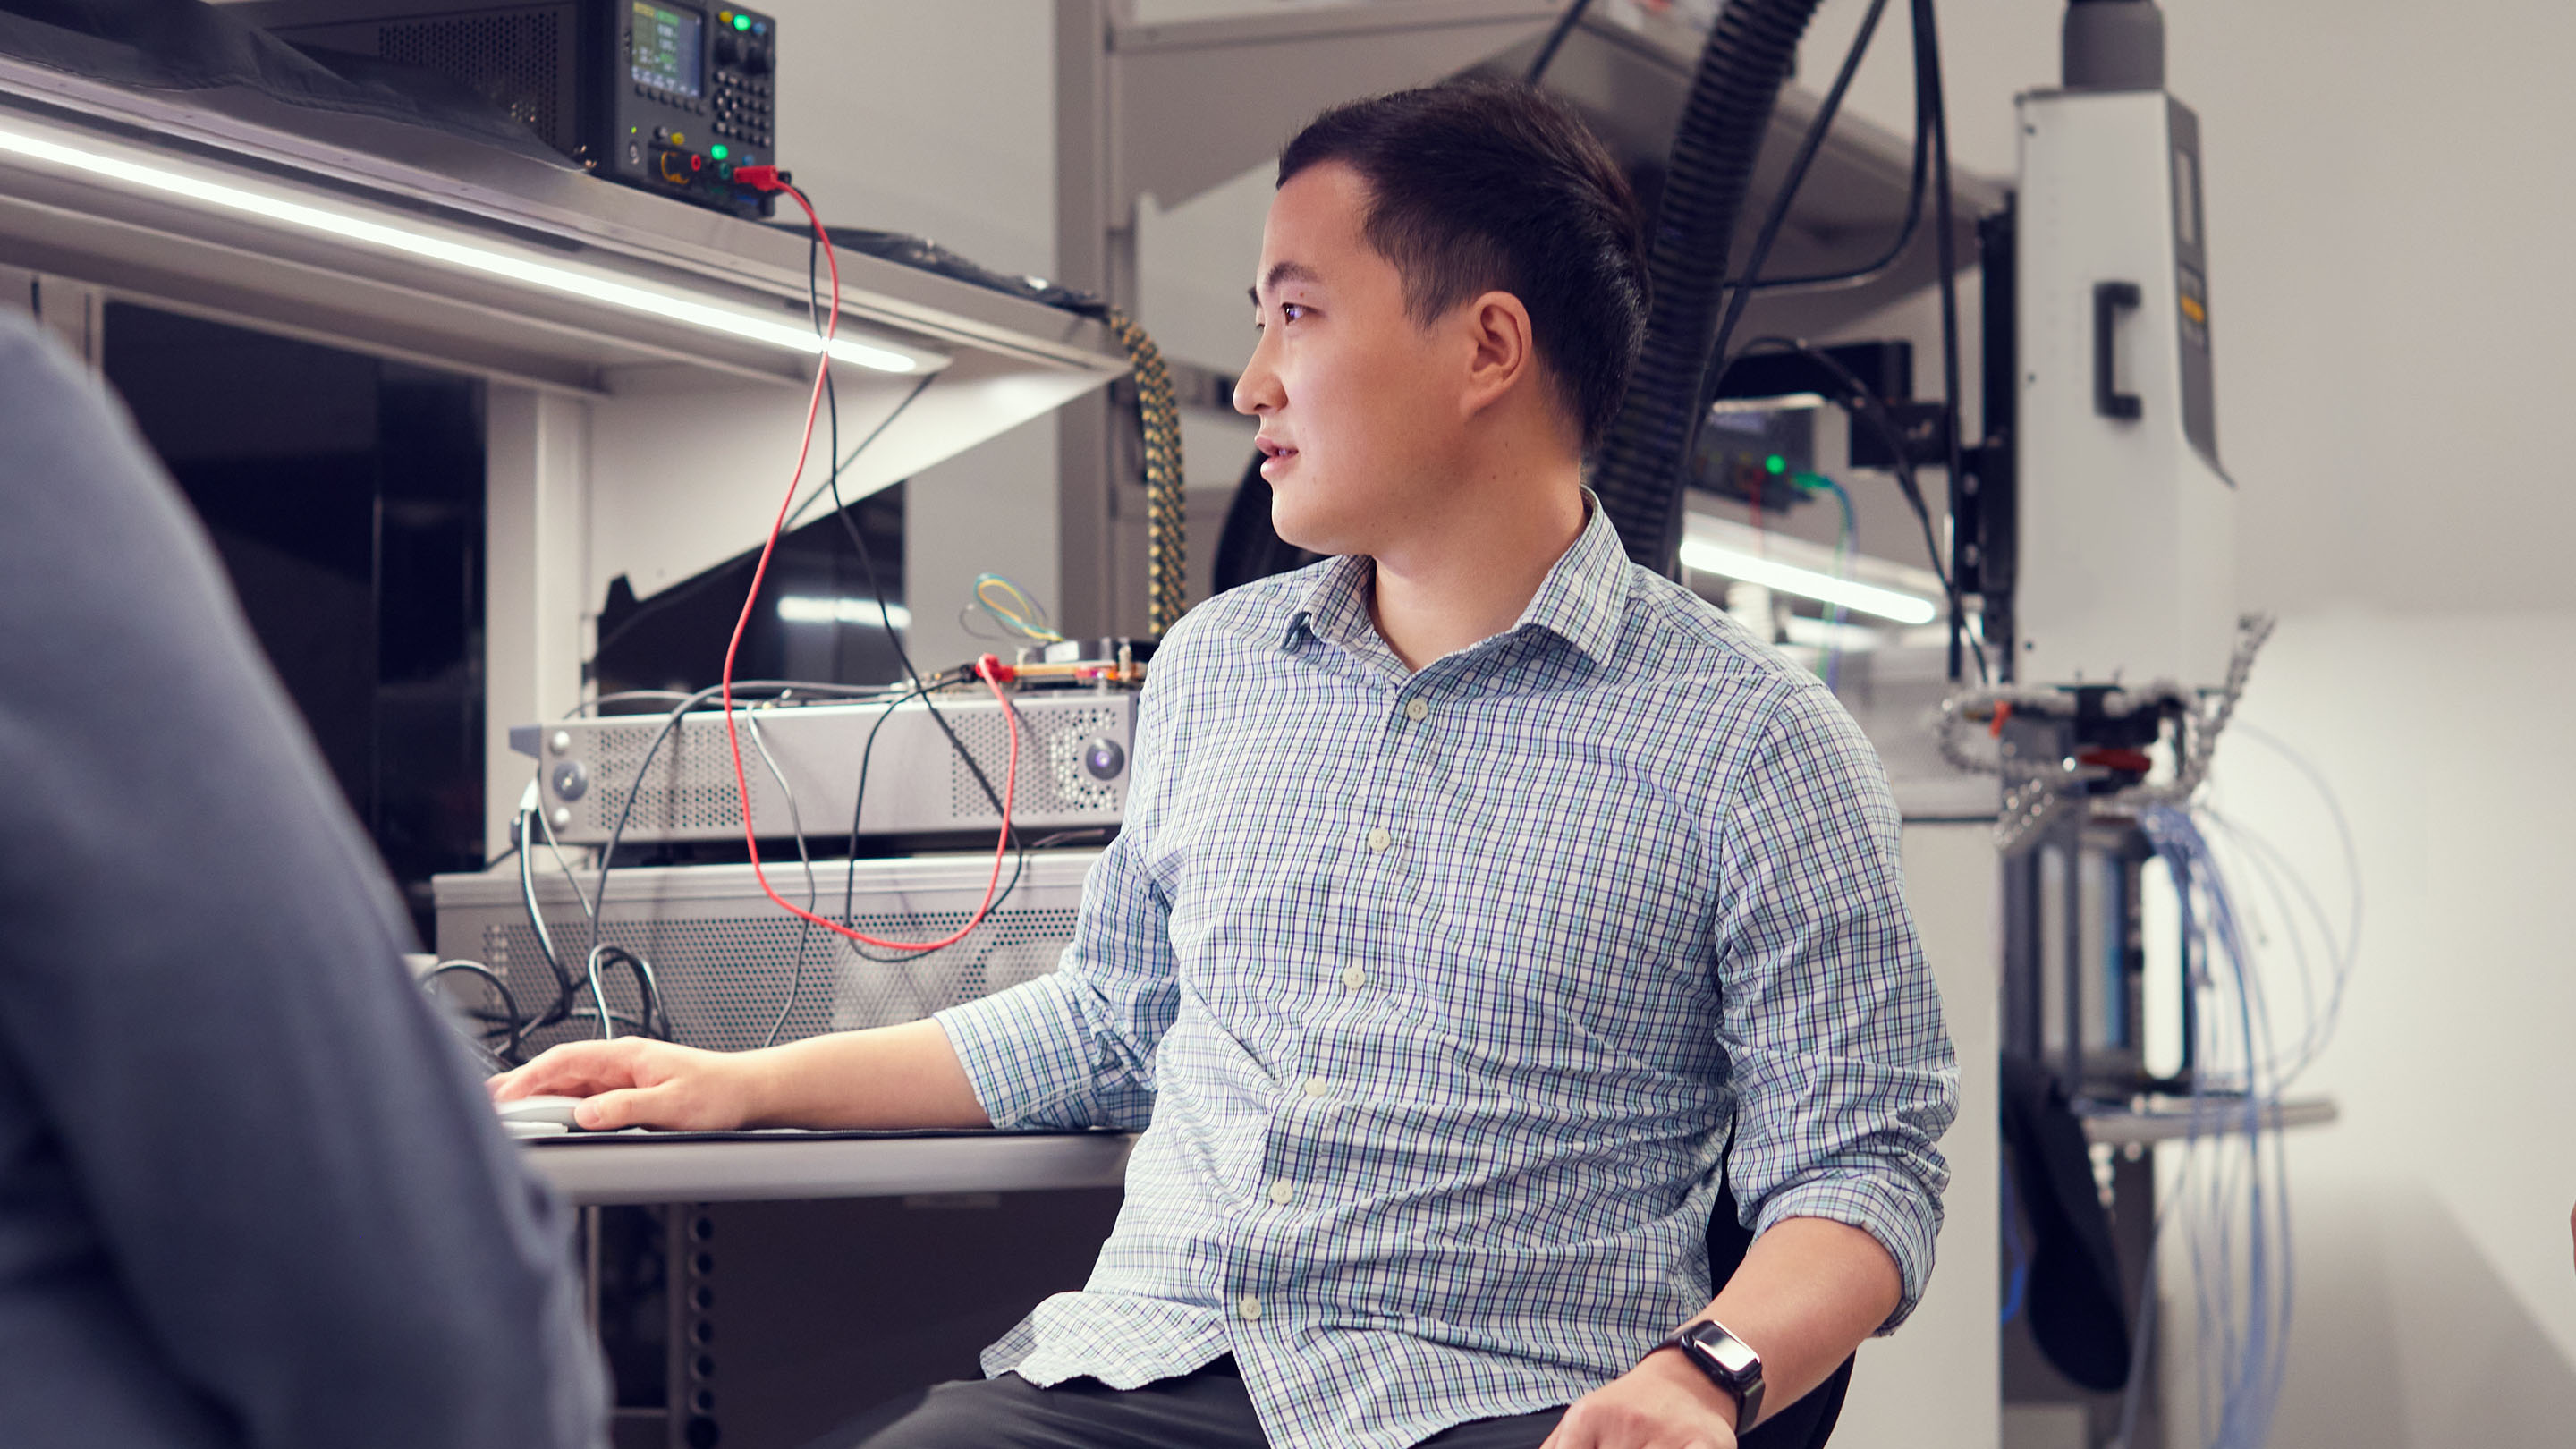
left=494, top=1094, right=589, bottom=1135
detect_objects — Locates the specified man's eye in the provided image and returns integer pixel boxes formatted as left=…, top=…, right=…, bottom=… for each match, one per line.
left=1279, top=303, right=1309, bottom=323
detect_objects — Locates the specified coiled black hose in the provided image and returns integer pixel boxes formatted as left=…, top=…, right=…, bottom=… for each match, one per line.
left=1589, top=0, right=1826, bottom=577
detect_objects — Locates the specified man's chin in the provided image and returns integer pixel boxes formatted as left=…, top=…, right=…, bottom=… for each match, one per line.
left=1270, top=495, right=1352, bottom=559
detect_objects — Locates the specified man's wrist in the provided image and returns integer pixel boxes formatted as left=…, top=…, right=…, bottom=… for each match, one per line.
left=733, top=1044, right=787, bottom=1127
left=1639, top=1344, right=1742, bottom=1433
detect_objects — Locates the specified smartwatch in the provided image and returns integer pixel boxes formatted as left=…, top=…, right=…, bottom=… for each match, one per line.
left=1654, top=1318, right=1766, bottom=1430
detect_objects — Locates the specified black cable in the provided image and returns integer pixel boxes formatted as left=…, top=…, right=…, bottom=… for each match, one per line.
left=516, top=809, right=578, bottom=1026
left=557, top=679, right=904, bottom=1042
left=1728, top=335, right=1986, bottom=681
left=790, top=368, right=935, bottom=535
left=737, top=704, right=820, bottom=1050
left=1702, top=0, right=1890, bottom=396
left=837, top=678, right=1030, bottom=968
left=1731, top=336, right=1938, bottom=567
left=805, top=228, right=1032, bottom=948
left=1912, top=0, right=1975, bottom=683
left=591, top=945, right=666, bottom=1040
left=424, top=961, right=525, bottom=1062
left=1743, top=3, right=1928, bottom=294
left=1585, top=0, right=1828, bottom=577
left=1524, top=0, right=1597, bottom=85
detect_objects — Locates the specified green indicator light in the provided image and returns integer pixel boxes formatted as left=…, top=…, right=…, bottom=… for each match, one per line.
left=734, top=13, right=750, bottom=29
left=1764, top=453, right=1786, bottom=475
left=711, top=143, right=728, bottom=158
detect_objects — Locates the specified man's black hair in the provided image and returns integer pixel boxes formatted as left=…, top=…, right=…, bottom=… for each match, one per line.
left=1276, top=77, right=1648, bottom=453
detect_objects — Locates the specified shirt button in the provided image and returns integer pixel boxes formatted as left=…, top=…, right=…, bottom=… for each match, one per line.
left=1365, top=826, right=1392, bottom=853
left=1238, top=1292, right=1264, bottom=1320
left=1302, top=1077, right=1330, bottom=1099
left=1340, top=964, right=1368, bottom=989
left=1268, top=1179, right=1295, bottom=1206
left=1404, top=698, right=1429, bottom=723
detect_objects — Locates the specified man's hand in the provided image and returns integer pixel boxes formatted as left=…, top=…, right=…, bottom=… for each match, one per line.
left=487, top=1038, right=768, bottom=1131
left=1540, top=1347, right=1741, bottom=1449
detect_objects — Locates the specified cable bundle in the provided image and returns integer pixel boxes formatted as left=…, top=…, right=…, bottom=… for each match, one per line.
left=2115, top=733, right=2360, bottom=1449
left=1099, top=309, right=1189, bottom=636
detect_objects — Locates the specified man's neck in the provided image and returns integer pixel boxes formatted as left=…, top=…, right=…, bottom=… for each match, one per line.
left=1365, top=477, right=1587, bottom=674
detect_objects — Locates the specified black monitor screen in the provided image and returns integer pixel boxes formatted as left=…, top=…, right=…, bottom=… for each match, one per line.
left=631, top=3, right=704, bottom=97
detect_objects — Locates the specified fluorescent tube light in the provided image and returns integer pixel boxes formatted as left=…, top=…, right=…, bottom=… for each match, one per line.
left=0, top=123, right=936, bottom=374
left=1678, top=538, right=1938, bottom=625
left=777, top=596, right=911, bottom=629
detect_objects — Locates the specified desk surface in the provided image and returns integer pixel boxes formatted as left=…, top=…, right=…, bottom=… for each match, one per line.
left=522, top=1131, right=1137, bottom=1206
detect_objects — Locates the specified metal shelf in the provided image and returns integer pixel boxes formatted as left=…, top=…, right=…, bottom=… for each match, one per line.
left=1105, top=0, right=2004, bottom=336
left=1507, top=3, right=2008, bottom=338
left=0, top=52, right=1127, bottom=405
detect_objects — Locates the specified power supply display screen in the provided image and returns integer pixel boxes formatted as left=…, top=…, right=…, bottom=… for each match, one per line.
left=630, top=2, right=705, bottom=97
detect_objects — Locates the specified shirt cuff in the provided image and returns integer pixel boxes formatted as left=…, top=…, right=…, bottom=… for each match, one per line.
left=932, top=974, right=1127, bottom=1131
left=1751, top=1170, right=1942, bottom=1334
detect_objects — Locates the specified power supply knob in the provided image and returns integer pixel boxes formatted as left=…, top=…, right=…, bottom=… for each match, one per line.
left=1080, top=738, right=1126, bottom=783
left=741, top=40, right=772, bottom=75
left=713, top=31, right=741, bottom=66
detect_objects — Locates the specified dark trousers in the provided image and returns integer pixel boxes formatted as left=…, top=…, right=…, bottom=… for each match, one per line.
left=808, top=1357, right=1564, bottom=1449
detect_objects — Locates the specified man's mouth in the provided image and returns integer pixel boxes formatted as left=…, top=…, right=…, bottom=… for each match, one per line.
left=1257, top=436, right=1299, bottom=476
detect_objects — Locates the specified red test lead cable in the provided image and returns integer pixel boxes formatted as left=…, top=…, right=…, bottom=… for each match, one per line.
left=719, top=171, right=1021, bottom=953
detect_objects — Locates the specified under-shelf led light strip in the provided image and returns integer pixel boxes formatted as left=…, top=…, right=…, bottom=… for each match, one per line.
left=0, top=123, right=936, bottom=374
left=1678, top=536, right=1939, bottom=626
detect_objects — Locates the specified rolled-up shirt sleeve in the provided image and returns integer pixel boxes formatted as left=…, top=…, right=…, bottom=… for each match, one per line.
left=936, top=640, right=1186, bottom=1131
left=1710, top=682, right=1959, bottom=1332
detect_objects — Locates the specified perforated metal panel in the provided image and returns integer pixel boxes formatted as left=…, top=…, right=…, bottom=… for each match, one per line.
left=379, top=10, right=575, bottom=152
left=570, top=722, right=748, bottom=837
left=436, top=854, right=1098, bottom=1057
left=948, top=702, right=1126, bottom=819
left=538, top=691, right=1135, bottom=844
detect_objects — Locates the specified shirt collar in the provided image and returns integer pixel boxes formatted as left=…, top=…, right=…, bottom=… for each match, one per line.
left=1278, top=488, right=1629, bottom=667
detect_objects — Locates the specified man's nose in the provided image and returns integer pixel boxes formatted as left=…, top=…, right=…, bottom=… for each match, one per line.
left=1234, top=332, right=1282, bottom=417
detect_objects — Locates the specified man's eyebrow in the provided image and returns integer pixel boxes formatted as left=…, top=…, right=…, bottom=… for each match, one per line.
left=1248, top=260, right=1323, bottom=307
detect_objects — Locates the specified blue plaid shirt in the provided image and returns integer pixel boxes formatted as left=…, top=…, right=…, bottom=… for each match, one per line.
left=935, top=496, right=1956, bottom=1449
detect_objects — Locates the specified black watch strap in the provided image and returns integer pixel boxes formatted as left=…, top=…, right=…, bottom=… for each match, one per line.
left=1655, top=1318, right=1766, bottom=1431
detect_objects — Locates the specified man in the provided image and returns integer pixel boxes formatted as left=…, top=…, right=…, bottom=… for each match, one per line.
left=495, top=79, right=1956, bottom=1449
left=0, top=310, right=605, bottom=1445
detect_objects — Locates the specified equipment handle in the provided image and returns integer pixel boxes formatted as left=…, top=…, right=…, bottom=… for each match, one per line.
left=2093, top=281, right=2143, bottom=419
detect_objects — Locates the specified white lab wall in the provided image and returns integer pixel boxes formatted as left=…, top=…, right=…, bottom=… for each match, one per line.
left=2188, top=617, right=2576, bottom=1449
left=1793, top=2, right=2576, bottom=1444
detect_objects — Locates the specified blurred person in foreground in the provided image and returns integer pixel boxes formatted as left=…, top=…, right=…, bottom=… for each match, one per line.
left=0, top=309, right=604, bottom=1449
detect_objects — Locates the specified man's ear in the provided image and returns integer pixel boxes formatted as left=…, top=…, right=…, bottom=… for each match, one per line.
left=1457, top=290, right=1536, bottom=419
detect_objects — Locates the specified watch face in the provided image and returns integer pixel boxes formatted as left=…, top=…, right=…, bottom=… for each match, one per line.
left=1688, top=1323, right=1760, bottom=1379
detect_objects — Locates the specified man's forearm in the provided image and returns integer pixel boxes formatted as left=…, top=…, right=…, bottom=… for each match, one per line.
left=742, top=1018, right=990, bottom=1129
left=1660, top=1216, right=1903, bottom=1428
